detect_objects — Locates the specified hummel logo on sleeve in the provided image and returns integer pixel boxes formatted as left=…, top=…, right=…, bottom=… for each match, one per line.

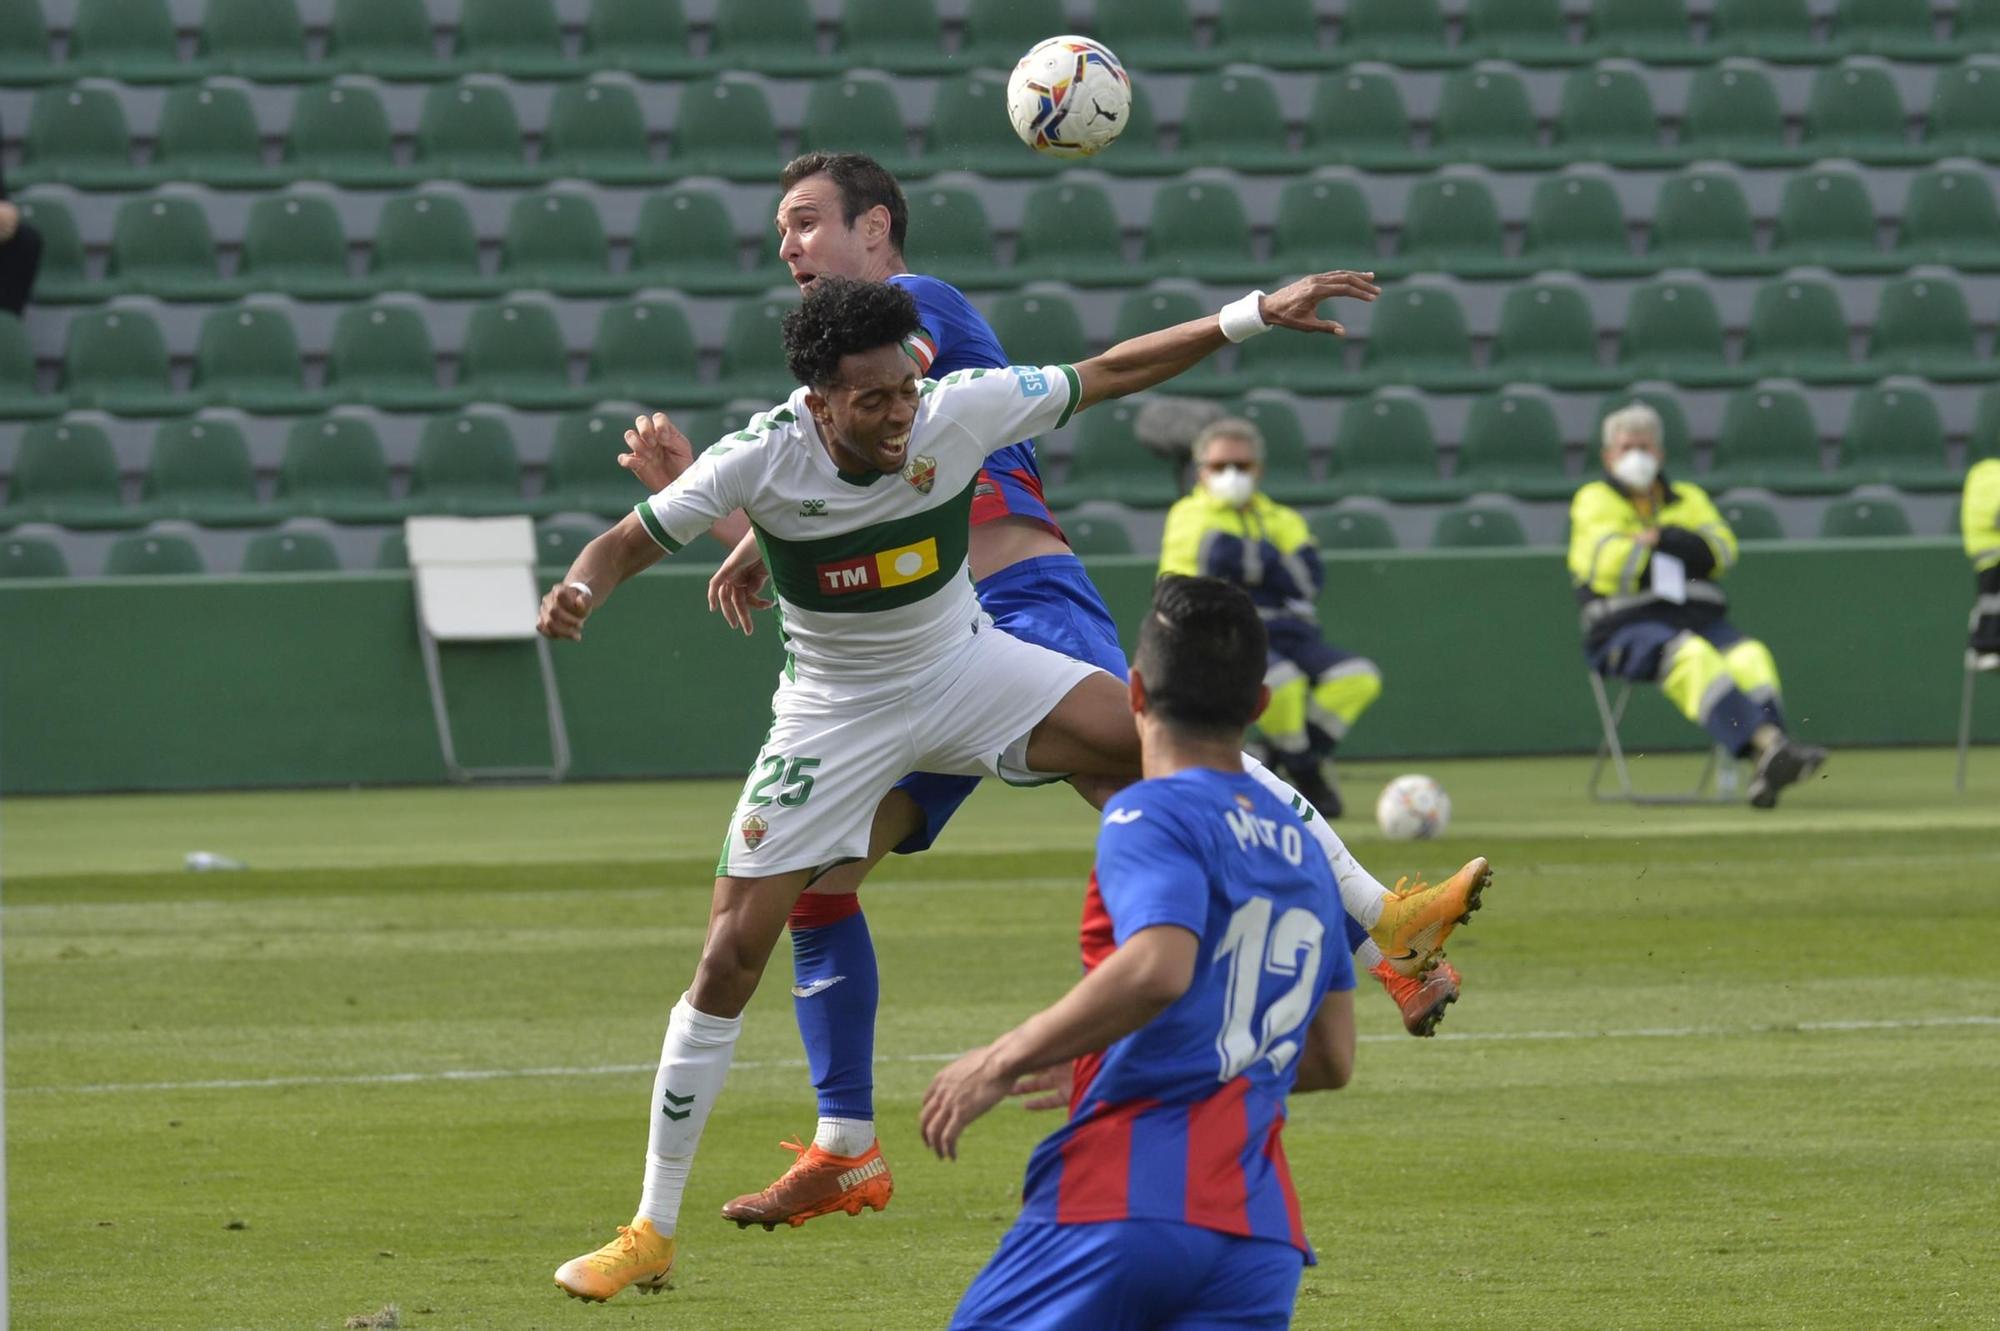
left=800, top=498, right=828, bottom=517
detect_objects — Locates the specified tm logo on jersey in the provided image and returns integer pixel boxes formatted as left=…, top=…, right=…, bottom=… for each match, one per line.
left=1016, top=367, right=1050, bottom=398
left=817, top=538, right=940, bottom=595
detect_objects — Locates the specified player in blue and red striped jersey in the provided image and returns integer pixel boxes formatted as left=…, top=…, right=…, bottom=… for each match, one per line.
left=923, top=575, right=1355, bottom=1331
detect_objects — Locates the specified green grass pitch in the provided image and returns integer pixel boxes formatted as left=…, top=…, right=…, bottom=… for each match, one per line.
left=5, top=748, right=1997, bottom=1329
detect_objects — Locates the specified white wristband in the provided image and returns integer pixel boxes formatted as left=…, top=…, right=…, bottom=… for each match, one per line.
left=566, top=580, right=594, bottom=600
left=1219, top=291, right=1269, bottom=343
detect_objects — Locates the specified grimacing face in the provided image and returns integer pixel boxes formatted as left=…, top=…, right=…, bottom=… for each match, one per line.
left=775, top=174, right=887, bottom=292
left=1601, top=427, right=1664, bottom=474
left=806, top=344, right=920, bottom=474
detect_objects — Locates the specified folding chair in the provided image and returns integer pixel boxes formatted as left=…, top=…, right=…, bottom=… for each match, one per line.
left=1958, top=648, right=1996, bottom=795
left=407, top=515, right=571, bottom=783
left=1586, top=672, right=1740, bottom=804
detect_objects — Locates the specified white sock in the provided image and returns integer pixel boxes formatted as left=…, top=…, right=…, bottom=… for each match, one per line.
left=1241, top=751, right=1393, bottom=927
left=1354, top=937, right=1385, bottom=972
left=637, top=993, right=742, bottom=1235
left=814, top=1116, right=875, bottom=1157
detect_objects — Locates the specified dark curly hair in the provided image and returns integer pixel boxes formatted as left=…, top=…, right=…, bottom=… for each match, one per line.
left=781, top=277, right=923, bottom=390
left=1135, top=576, right=1269, bottom=737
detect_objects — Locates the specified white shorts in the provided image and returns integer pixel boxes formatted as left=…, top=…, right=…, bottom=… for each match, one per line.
left=714, top=622, right=1102, bottom=880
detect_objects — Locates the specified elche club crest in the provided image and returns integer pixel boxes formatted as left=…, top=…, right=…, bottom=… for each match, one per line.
left=740, top=813, right=768, bottom=850
left=902, top=454, right=937, bottom=494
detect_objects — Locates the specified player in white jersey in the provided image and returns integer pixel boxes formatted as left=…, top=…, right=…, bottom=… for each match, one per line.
left=539, top=270, right=1385, bottom=1303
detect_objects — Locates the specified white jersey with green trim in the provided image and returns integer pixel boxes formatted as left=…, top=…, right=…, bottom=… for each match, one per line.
left=636, top=362, right=1083, bottom=677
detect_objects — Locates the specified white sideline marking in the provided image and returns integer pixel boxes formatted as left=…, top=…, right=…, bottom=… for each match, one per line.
left=18, top=1015, right=1999, bottom=1097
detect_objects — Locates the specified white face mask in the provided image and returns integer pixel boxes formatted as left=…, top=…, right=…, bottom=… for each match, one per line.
left=1203, top=465, right=1256, bottom=507
left=1610, top=449, right=1660, bottom=492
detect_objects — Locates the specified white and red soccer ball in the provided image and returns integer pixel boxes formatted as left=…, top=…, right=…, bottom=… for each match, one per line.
left=1006, top=35, right=1132, bottom=158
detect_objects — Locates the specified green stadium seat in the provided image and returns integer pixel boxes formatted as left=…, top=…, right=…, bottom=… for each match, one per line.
left=1718, top=498, right=1785, bottom=541
left=903, top=187, right=1008, bottom=289
left=1710, top=0, right=1823, bottom=62
left=1308, top=509, right=1398, bottom=551
left=923, top=73, right=1058, bottom=178
left=1305, top=71, right=1422, bottom=171
left=1802, top=63, right=1921, bottom=163
left=1327, top=393, right=1454, bottom=501
left=1058, top=402, right=1182, bottom=506
left=368, top=194, right=488, bottom=298
left=958, top=0, right=1067, bottom=68
left=983, top=292, right=1091, bottom=367
left=1142, top=182, right=1263, bottom=284
left=710, top=0, right=827, bottom=76
left=0, top=536, right=69, bottom=578
left=1398, top=177, right=1512, bottom=278
left=1235, top=397, right=1337, bottom=505
left=1013, top=181, right=1127, bottom=285
left=1111, top=290, right=1205, bottom=345
left=1462, top=0, right=1580, bottom=65
left=278, top=416, right=401, bottom=522
left=144, top=418, right=266, bottom=525
left=1866, top=276, right=1988, bottom=380
left=458, top=300, right=581, bottom=410
left=1958, top=0, right=2000, bottom=46
left=717, top=297, right=800, bottom=399
left=1555, top=66, right=1674, bottom=166
left=409, top=413, right=524, bottom=516
left=587, top=299, right=711, bottom=404
left=1522, top=175, right=1647, bottom=276
left=630, top=188, right=758, bottom=295
left=1359, top=287, right=1487, bottom=392
left=61, top=309, right=186, bottom=416
left=580, top=0, right=696, bottom=75
left=71, top=0, right=193, bottom=82
left=108, top=196, right=230, bottom=301
left=1588, top=0, right=1705, bottom=64
left=415, top=82, right=537, bottom=186
left=455, top=0, right=569, bottom=79
left=839, top=0, right=954, bottom=73
left=1835, top=0, right=1942, bottom=58
left=1897, top=168, right=2000, bottom=270
left=1272, top=179, right=1377, bottom=279
left=12, top=199, right=90, bottom=304
left=1453, top=390, right=1573, bottom=499
left=680, top=408, right=747, bottom=458
left=325, top=302, right=456, bottom=411
left=1771, top=168, right=1896, bottom=272
left=1097, top=0, right=1216, bottom=71
left=1430, top=505, right=1529, bottom=548
left=22, top=85, right=146, bottom=190
left=104, top=533, right=205, bottom=575
left=195, top=306, right=324, bottom=414
left=1234, top=307, right=1353, bottom=395
left=1215, top=0, right=1326, bottom=69
left=0, top=421, right=137, bottom=528
left=199, top=0, right=312, bottom=81
left=1742, top=278, right=1864, bottom=384
left=328, top=0, right=449, bottom=80
left=535, top=521, right=598, bottom=569
left=243, top=530, right=341, bottom=573
left=1092, top=82, right=1175, bottom=178
left=1925, top=60, right=2000, bottom=156
left=0, top=313, right=59, bottom=419
left=1433, top=69, right=1548, bottom=168
left=1057, top=515, right=1135, bottom=557
left=544, top=81, right=656, bottom=185
left=240, top=195, right=350, bottom=300
left=539, top=410, right=650, bottom=516
left=670, top=79, right=785, bottom=180
left=1708, top=387, right=1842, bottom=493
left=0, top=0, right=61, bottom=85
left=499, top=191, right=621, bottom=297
left=1179, top=73, right=1293, bottom=172
left=1338, top=0, right=1458, bottom=67
left=1616, top=282, right=1737, bottom=387
left=1819, top=496, right=1912, bottom=538
left=375, top=531, right=409, bottom=568
left=1972, top=385, right=2000, bottom=461
left=1595, top=388, right=1696, bottom=475
left=1647, top=171, right=1765, bottom=273
left=799, top=78, right=913, bottom=173
left=1838, top=386, right=1957, bottom=491
left=1680, top=65, right=1790, bottom=165
left=1491, top=282, right=1622, bottom=390
left=285, top=83, right=405, bottom=188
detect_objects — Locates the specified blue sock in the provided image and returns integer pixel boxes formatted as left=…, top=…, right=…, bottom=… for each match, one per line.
left=789, top=907, right=879, bottom=1122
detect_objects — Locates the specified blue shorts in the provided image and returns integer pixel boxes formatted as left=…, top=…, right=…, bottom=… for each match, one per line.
left=892, top=555, right=1128, bottom=855
left=950, top=1219, right=1304, bottom=1331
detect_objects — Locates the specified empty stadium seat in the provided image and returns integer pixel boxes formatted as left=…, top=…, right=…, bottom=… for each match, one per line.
left=1058, top=402, right=1183, bottom=506
left=1308, top=509, right=1398, bottom=550
left=1956, top=0, right=2000, bottom=49
left=902, top=187, right=1007, bottom=288
left=195, top=306, right=322, bottom=414
left=1616, top=281, right=1736, bottom=387
left=957, top=0, right=1067, bottom=69
left=1680, top=65, right=1788, bottom=165
left=458, top=299, right=581, bottom=410
left=455, top=0, right=569, bottom=79
left=0, top=313, right=58, bottom=419
left=500, top=191, right=619, bottom=296
left=415, top=82, right=536, bottom=186
left=0, top=0, right=60, bottom=85
left=154, top=83, right=266, bottom=189
left=984, top=293, right=1092, bottom=367
left=1974, top=385, right=2000, bottom=461
left=368, top=194, right=488, bottom=297
left=543, top=81, right=657, bottom=185
left=710, top=0, right=827, bottom=76
left=580, top=0, right=699, bottom=78
left=1522, top=175, right=1647, bottom=275
left=71, top=0, right=190, bottom=83
left=539, top=410, right=650, bottom=516
left=1867, top=276, right=1988, bottom=379
left=670, top=78, right=785, bottom=179
left=1589, top=0, right=1705, bottom=64
left=1327, top=394, right=1455, bottom=501
left=1897, top=168, right=2000, bottom=269
left=799, top=78, right=913, bottom=171
left=144, top=418, right=266, bottom=525
left=1215, top=0, right=1326, bottom=69
left=1771, top=168, right=1897, bottom=272
left=1838, top=386, right=1957, bottom=490
left=285, top=83, right=405, bottom=188
left=1925, top=58, right=2000, bottom=155
left=328, top=0, right=451, bottom=79
left=24, top=85, right=144, bottom=189
left=1462, top=0, right=1579, bottom=64
left=61, top=309, right=185, bottom=416
left=13, top=199, right=90, bottom=304
left=1179, top=73, right=1293, bottom=171
left=1555, top=65, right=1674, bottom=166
left=1237, top=291, right=1357, bottom=394
left=630, top=188, right=759, bottom=294
left=1399, top=177, right=1510, bottom=277
left=1272, top=179, right=1377, bottom=278
left=277, top=416, right=402, bottom=522
left=1742, top=278, right=1864, bottom=383
left=924, top=73, right=1056, bottom=178
left=1359, top=287, right=1486, bottom=391
left=1491, top=281, right=1621, bottom=389
left=325, top=302, right=456, bottom=411
left=1059, top=515, right=1136, bottom=556
left=1013, top=181, right=1127, bottom=285
left=1647, top=171, right=1763, bottom=273
left=240, top=195, right=352, bottom=300
left=1453, top=390, right=1573, bottom=499
left=200, top=0, right=312, bottom=81
left=409, top=413, right=524, bottom=515
left=0, top=536, right=69, bottom=579
left=104, top=533, right=205, bottom=575
left=1803, top=62, right=1921, bottom=163
left=1430, top=505, right=1530, bottom=548
left=1305, top=71, right=1422, bottom=171
left=1710, top=0, right=1822, bottom=62
left=1338, top=0, right=1456, bottom=66
left=1819, top=496, right=1913, bottom=538
left=1110, top=290, right=1206, bottom=347
left=1835, top=0, right=1942, bottom=59
left=1708, top=387, right=1843, bottom=493
left=839, top=0, right=953, bottom=73
left=587, top=300, right=708, bottom=404
left=1719, top=497, right=1785, bottom=541
left=717, top=297, right=801, bottom=399
left=1091, top=83, right=1174, bottom=177
left=243, top=530, right=342, bottom=573
left=108, top=196, right=229, bottom=300
left=534, top=522, right=598, bottom=568
left=1098, top=0, right=1215, bottom=71
left=1142, top=182, right=1263, bottom=283
left=0, top=421, right=137, bottom=528
left=1434, top=68, right=1547, bottom=168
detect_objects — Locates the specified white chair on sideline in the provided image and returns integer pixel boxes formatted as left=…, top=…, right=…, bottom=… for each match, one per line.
left=1586, top=672, right=1738, bottom=805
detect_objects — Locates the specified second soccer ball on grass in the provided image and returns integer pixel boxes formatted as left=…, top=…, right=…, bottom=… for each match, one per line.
left=1005, top=35, right=1132, bottom=158
left=1376, top=774, right=1452, bottom=841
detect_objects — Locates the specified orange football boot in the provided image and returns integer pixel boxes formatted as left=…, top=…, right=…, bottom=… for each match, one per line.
left=721, top=1137, right=894, bottom=1231
left=1371, top=956, right=1462, bottom=1037
left=1369, top=857, right=1491, bottom=977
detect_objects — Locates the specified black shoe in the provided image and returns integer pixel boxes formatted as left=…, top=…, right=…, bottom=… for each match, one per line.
left=1748, top=739, right=1825, bottom=809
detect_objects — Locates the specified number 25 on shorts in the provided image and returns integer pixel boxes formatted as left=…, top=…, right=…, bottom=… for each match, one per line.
left=745, top=755, right=821, bottom=808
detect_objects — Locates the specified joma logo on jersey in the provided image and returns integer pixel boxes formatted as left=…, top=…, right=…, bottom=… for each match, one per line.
left=816, top=538, right=941, bottom=595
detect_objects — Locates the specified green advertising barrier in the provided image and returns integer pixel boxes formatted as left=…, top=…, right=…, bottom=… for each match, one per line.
left=2, top=540, right=1994, bottom=794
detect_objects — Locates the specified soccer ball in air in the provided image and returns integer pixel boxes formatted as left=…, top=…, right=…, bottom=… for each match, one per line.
left=1375, top=775, right=1451, bottom=841
left=1006, top=36, right=1132, bottom=158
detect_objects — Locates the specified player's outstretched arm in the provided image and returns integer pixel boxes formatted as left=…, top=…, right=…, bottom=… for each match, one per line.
left=536, top=512, right=666, bottom=641
left=1290, top=991, right=1356, bottom=1093
left=620, top=412, right=752, bottom=553
left=1070, top=270, right=1380, bottom=413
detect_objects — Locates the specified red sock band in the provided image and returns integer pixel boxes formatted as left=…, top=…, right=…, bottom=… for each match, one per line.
left=788, top=892, right=863, bottom=930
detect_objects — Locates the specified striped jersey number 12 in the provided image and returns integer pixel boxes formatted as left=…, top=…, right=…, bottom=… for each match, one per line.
left=1213, top=896, right=1326, bottom=1081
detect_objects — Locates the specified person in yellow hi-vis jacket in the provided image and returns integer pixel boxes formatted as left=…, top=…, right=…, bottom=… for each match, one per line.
left=1570, top=403, right=1827, bottom=808
left=1159, top=418, right=1381, bottom=817
left=1963, top=453, right=2000, bottom=671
